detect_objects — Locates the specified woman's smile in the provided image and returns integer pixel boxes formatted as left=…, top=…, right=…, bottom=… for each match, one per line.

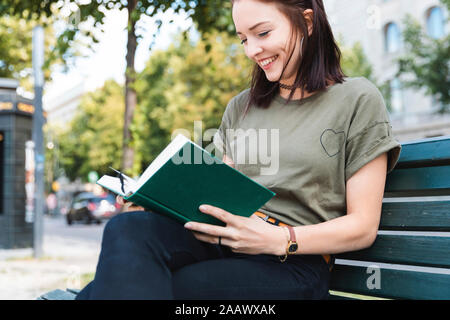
left=259, top=55, right=279, bottom=70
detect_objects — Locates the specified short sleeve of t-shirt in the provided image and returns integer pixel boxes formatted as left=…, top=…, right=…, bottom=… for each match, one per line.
left=344, top=82, right=402, bottom=182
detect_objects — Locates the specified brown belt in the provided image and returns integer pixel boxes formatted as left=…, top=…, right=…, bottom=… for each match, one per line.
left=254, top=211, right=332, bottom=268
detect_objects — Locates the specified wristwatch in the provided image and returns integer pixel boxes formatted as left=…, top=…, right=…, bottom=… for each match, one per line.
left=279, top=226, right=298, bottom=263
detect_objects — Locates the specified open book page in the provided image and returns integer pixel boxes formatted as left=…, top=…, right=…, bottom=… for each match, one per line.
left=132, top=134, right=190, bottom=193
left=97, top=174, right=137, bottom=196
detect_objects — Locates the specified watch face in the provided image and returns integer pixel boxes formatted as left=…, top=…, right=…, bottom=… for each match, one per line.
left=288, top=243, right=298, bottom=253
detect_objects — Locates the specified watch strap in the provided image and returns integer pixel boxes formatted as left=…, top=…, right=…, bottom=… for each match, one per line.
left=287, top=226, right=296, bottom=242
left=279, top=226, right=297, bottom=263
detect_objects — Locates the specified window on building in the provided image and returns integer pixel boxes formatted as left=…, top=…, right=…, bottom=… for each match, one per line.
left=384, top=22, right=402, bottom=53
left=427, top=6, right=445, bottom=39
left=390, top=78, right=404, bottom=114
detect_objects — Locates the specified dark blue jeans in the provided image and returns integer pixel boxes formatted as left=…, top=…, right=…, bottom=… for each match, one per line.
left=75, top=211, right=330, bottom=300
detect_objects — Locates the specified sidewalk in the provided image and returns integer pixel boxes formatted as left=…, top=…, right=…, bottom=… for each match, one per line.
left=0, top=234, right=101, bottom=300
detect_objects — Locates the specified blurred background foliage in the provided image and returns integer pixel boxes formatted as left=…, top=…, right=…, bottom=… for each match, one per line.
left=395, top=0, right=450, bottom=113
left=0, top=15, right=58, bottom=90
left=56, top=79, right=125, bottom=181
left=52, top=30, right=253, bottom=179
left=1, top=0, right=448, bottom=182
left=132, top=31, right=252, bottom=175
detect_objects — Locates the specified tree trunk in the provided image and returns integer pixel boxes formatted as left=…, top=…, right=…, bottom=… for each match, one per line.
left=122, top=0, right=137, bottom=172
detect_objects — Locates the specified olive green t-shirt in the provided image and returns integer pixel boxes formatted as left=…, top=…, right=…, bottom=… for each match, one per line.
left=213, top=77, right=402, bottom=226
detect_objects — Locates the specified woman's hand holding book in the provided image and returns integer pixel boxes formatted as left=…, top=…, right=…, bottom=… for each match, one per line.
left=116, top=195, right=145, bottom=212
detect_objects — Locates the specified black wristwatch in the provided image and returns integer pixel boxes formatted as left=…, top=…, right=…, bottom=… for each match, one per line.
left=279, top=226, right=298, bottom=263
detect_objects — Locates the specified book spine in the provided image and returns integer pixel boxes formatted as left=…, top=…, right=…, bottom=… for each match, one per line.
left=128, top=192, right=190, bottom=225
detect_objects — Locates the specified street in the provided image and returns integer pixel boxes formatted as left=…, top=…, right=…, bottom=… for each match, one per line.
left=44, top=213, right=105, bottom=243
left=0, top=214, right=109, bottom=300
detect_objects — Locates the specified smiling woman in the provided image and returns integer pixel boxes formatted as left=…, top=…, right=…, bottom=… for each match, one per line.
left=76, top=0, right=401, bottom=300
left=232, top=0, right=345, bottom=109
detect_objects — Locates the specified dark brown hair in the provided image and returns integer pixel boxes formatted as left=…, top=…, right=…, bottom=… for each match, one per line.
left=232, top=0, right=346, bottom=111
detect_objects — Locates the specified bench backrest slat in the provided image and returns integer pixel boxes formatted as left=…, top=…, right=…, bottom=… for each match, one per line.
left=330, top=265, right=450, bottom=300
left=380, top=201, right=450, bottom=231
left=385, top=165, right=450, bottom=196
left=338, top=235, right=450, bottom=268
left=395, top=135, right=450, bottom=166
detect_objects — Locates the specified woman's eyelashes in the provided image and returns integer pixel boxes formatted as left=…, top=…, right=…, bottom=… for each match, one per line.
left=240, top=31, right=271, bottom=45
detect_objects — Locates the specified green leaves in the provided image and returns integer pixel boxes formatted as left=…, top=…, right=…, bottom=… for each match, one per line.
left=0, top=0, right=54, bottom=20
left=3, top=0, right=239, bottom=174
left=55, top=30, right=250, bottom=179
left=57, top=80, right=125, bottom=181
left=395, top=1, right=450, bottom=113
left=340, top=41, right=374, bottom=81
left=0, top=15, right=58, bottom=89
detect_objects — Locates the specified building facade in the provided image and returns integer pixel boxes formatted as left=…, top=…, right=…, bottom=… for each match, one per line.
left=324, top=0, right=449, bottom=142
left=43, top=81, right=85, bottom=127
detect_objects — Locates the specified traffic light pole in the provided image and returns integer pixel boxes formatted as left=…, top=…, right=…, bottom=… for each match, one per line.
left=32, top=26, right=45, bottom=259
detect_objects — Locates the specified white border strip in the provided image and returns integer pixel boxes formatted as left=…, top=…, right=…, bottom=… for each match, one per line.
left=335, top=259, right=450, bottom=275
left=377, top=230, right=450, bottom=237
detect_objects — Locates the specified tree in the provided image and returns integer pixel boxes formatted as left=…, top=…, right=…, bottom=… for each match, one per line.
left=132, top=30, right=251, bottom=174
left=157, top=32, right=251, bottom=139
left=0, top=16, right=34, bottom=79
left=1, top=0, right=235, bottom=174
left=132, top=48, right=173, bottom=175
left=395, top=0, right=450, bottom=113
left=340, top=41, right=375, bottom=81
left=55, top=29, right=250, bottom=178
left=58, top=80, right=124, bottom=181
left=0, top=15, right=58, bottom=90
left=338, top=39, right=397, bottom=111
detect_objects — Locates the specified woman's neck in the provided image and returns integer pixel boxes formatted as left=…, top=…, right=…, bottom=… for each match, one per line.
left=279, top=87, right=314, bottom=100
left=278, top=79, right=335, bottom=100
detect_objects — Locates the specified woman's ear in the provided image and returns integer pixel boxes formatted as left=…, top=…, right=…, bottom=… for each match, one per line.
left=303, top=9, right=314, bottom=36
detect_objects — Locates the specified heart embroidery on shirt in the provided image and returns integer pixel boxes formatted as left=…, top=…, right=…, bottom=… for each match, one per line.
left=320, top=129, right=346, bottom=157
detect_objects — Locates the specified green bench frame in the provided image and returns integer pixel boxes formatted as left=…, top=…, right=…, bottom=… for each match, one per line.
left=38, top=136, right=450, bottom=300
left=329, top=135, right=450, bottom=300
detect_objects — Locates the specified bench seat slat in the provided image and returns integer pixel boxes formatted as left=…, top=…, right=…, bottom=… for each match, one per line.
left=38, top=289, right=77, bottom=300
left=336, top=235, right=450, bottom=268
left=385, top=165, right=450, bottom=196
left=380, top=201, right=450, bottom=231
left=330, top=264, right=450, bottom=300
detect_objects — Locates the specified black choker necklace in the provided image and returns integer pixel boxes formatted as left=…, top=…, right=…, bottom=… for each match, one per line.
left=279, top=82, right=298, bottom=90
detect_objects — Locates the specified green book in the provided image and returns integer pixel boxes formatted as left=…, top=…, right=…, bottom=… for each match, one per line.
left=97, top=134, right=275, bottom=226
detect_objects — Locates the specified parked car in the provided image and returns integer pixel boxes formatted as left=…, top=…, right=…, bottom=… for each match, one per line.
left=66, top=192, right=120, bottom=225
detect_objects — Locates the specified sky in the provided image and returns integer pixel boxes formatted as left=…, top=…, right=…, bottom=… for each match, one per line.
left=44, top=7, right=194, bottom=105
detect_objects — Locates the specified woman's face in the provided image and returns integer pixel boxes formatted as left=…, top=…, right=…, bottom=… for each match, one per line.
left=232, top=0, right=308, bottom=83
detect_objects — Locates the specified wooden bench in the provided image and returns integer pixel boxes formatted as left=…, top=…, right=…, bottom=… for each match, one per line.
left=329, top=135, right=450, bottom=300
left=38, top=136, right=450, bottom=300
